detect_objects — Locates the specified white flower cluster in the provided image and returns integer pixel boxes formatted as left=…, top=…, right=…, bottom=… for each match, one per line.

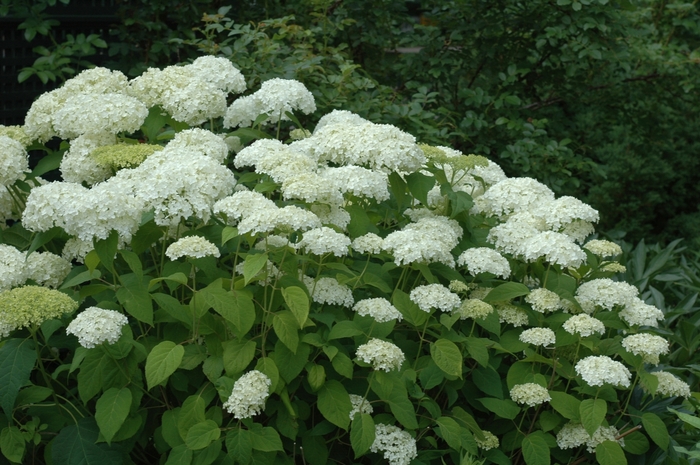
left=409, top=284, right=460, bottom=313
left=454, top=299, right=494, bottom=320
left=525, top=288, right=561, bottom=313
left=618, top=298, right=665, bottom=327
left=457, top=247, right=511, bottom=278
left=353, top=298, right=402, bottom=323
left=165, top=236, right=221, bottom=260
left=234, top=139, right=317, bottom=183
left=519, top=327, right=556, bottom=347
left=584, top=239, right=622, bottom=257
left=310, top=204, right=351, bottom=230
left=475, top=431, right=500, bottom=451
left=621, top=333, right=669, bottom=365
left=510, top=383, right=551, bottom=407
left=301, top=275, right=354, bottom=307
left=562, top=314, right=605, bottom=337
left=60, top=132, right=116, bottom=185
left=496, top=304, right=529, bottom=327
left=556, top=423, right=623, bottom=453
left=297, top=227, right=351, bottom=257
left=575, top=355, right=631, bottom=387
left=0, top=245, right=28, bottom=291
left=319, top=166, right=390, bottom=202
left=65, top=307, right=129, bottom=348
left=383, top=215, right=462, bottom=267
left=25, top=252, right=72, bottom=288
left=575, top=278, right=639, bottom=313
left=0, top=136, right=29, bottom=186
left=223, top=370, right=272, bottom=419
left=167, top=129, right=229, bottom=164
left=651, top=371, right=691, bottom=398
left=348, top=394, right=373, bottom=419
left=352, top=233, right=384, bottom=255
left=356, top=338, right=405, bottom=372
left=370, top=424, right=417, bottom=465
left=476, top=177, right=555, bottom=217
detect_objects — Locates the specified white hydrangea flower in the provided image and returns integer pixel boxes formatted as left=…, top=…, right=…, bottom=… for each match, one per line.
left=234, top=260, right=282, bottom=286
left=348, top=394, right=373, bottom=419
left=281, top=172, right=344, bottom=205
left=496, top=304, right=529, bottom=327
left=0, top=136, right=29, bottom=186
left=25, top=252, right=72, bottom=288
left=619, top=297, right=665, bottom=327
left=370, top=424, right=417, bottom=465
left=575, top=279, right=639, bottom=314
left=562, top=314, right=606, bottom=337
left=457, top=247, right=510, bottom=278
left=382, top=215, right=462, bottom=267
left=532, top=196, right=599, bottom=231
left=165, top=236, right=221, bottom=260
left=301, top=275, right=354, bottom=307
left=556, top=423, right=623, bottom=453
left=475, top=431, right=500, bottom=451
left=65, top=307, right=129, bottom=349
left=575, top=355, right=631, bottom=388
left=519, top=327, right=556, bottom=347
left=62, top=237, right=95, bottom=264
left=469, top=287, right=493, bottom=300
left=62, top=67, right=130, bottom=95
left=319, top=166, right=390, bottom=202
left=584, top=239, right=622, bottom=257
left=522, top=231, right=587, bottom=268
left=409, top=284, right=460, bottom=313
left=188, top=55, right=246, bottom=94
left=254, top=235, right=295, bottom=250
left=525, top=288, right=561, bottom=313
left=560, top=220, right=596, bottom=244
left=353, top=298, right=402, bottom=323
left=448, top=280, right=470, bottom=293
left=166, top=129, right=229, bottom=164
left=455, top=299, right=494, bottom=320
left=510, top=383, right=551, bottom=407
left=310, top=204, right=351, bottom=230
left=651, top=371, right=691, bottom=398
left=0, top=244, right=27, bottom=291
left=297, top=227, right=351, bottom=257
left=213, top=191, right=276, bottom=224
left=356, top=338, right=405, bottom=372
left=601, top=262, right=626, bottom=273
left=60, top=132, right=116, bottom=185
left=53, top=93, right=148, bottom=139
left=486, top=212, right=546, bottom=256
left=352, top=233, right=384, bottom=255
left=475, top=177, right=554, bottom=217
left=223, top=370, right=271, bottom=419
left=621, top=333, right=669, bottom=365
left=234, top=139, right=317, bottom=183
left=314, top=109, right=368, bottom=131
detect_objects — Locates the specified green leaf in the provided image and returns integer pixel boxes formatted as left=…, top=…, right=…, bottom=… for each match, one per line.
left=254, top=358, right=280, bottom=393
left=307, top=364, right=326, bottom=391
left=595, top=441, right=626, bottom=465
left=226, top=429, right=252, bottom=463
left=273, top=340, right=310, bottom=383
left=61, top=269, right=101, bottom=289
left=119, top=250, right=143, bottom=277
left=317, top=380, right=351, bottom=430
left=669, top=408, right=700, bottom=429
left=430, top=338, right=463, bottom=378
left=178, top=396, right=206, bottom=441
left=351, top=413, right=375, bottom=457
left=185, top=420, right=220, bottom=451
left=521, top=434, right=550, bottom=465
left=406, top=172, right=435, bottom=206
left=30, top=150, right=62, bottom=177
left=387, top=384, right=418, bottom=429
left=548, top=391, right=581, bottom=421
left=0, top=426, right=25, bottom=463
left=622, top=431, right=649, bottom=454
left=243, top=252, right=268, bottom=285
left=94, top=230, right=119, bottom=273
left=393, top=289, right=429, bottom=327
left=642, top=412, right=669, bottom=450
left=52, top=419, right=121, bottom=465
left=165, top=444, right=193, bottom=465
left=141, top=106, right=170, bottom=142
left=116, top=276, right=153, bottom=325
left=282, top=286, right=309, bottom=328
left=221, top=226, right=238, bottom=246
left=465, top=337, right=490, bottom=367
left=95, top=387, right=132, bottom=445
left=0, top=339, right=37, bottom=421
left=250, top=426, right=283, bottom=452
left=146, top=341, right=185, bottom=390
left=436, top=416, right=462, bottom=450
left=223, top=340, right=256, bottom=375
left=27, top=227, right=62, bottom=256
left=203, top=286, right=255, bottom=336
left=328, top=320, right=363, bottom=340
left=483, top=282, right=530, bottom=303
left=15, top=385, right=52, bottom=406
left=580, top=399, right=607, bottom=436
left=478, top=398, right=521, bottom=420
left=273, top=311, right=299, bottom=353
left=331, top=352, right=354, bottom=379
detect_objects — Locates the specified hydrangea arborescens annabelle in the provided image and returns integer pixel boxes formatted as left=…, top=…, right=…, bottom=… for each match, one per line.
left=348, top=394, right=373, bottom=419
left=650, top=371, right=691, bottom=398
left=165, top=236, right=221, bottom=260
left=66, top=307, right=129, bottom=348
left=575, top=355, right=631, bottom=388
left=353, top=298, right=402, bottom=323
left=356, top=338, right=405, bottom=372
left=0, top=136, right=29, bottom=186
left=575, top=278, right=639, bottom=313
left=583, top=239, right=622, bottom=257
left=25, top=251, right=72, bottom=288
left=223, top=370, right=272, bottom=419
left=525, top=288, right=562, bottom=313
left=519, top=327, right=556, bottom=347
left=409, top=284, right=460, bottom=313
left=475, top=431, right=500, bottom=451
left=0, top=244, right=28, bottom=291
left=370, top=424, right=417, bottom=465
left=457, top=247, right=510, bottom=278
left=382, top=215, right=462, bottom=267
left=562, top=314, right=606, bottom=337
left=301, top=275, right=354, bottom=307
left=0, top=286, right=78, bottom=336
left=455, top=299, right=494, bottom=320
left=556, top=423, right=624, bottom=453
left=621, top=333, right=669, bottom=365
left=509, top=383, right=551, bottom=407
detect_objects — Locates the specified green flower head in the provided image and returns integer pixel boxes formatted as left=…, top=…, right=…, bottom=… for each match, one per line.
left=90, top=144, right=163, bottom=170
left=0, top=286, right=78, bottom=335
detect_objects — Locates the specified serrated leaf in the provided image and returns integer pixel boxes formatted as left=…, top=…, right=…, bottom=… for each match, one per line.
left=522, top=434, right=550, bottom=465
left=202, top=286, right=255, bottom=336
left=580, top=399, right=606, bottom=436
left=0, top=426, right=25, bottom=463
left=393, top=289, right=429, bottom=327
left=116, top=275, right=153, bottom=325
left=436, top=416, right=462, bottom=450
left=549, top=391, right=581, bottom=421
left=178, top=396, right=206, bottom=441
left=185, top=420, right=220, bottom=451
left=642, top=412, right=668, bottom=450
left=226, top=429, right=252, bottom=464
left=273, top=311, right=299, bottom=353
left=0, top=339, right=37, bottom=421
left=254, top=358, right=280, bottom=393
left=406, top=172, right=435, bottom=206
left=282, top=286, right=309, bottom=328
left=165, top=444, right=193, bottom=465
left=94, top=230, right=118, bottom=273
left=478, top=398, right=521, bottom=420
left=250, top=426, right=283, bottom=452
left=222, top=340, right=256, bottom=375
left=387, top=384, right=418, bottom=429
left=243, top=252, right=268, bottom=285
left=430, top=338, right=463, bottom=378
left=595, top=441, right=626, bottom=465
left=483, top=282, right=530, bottom=303
left=52, top=418, right=121, bottom=465
left=328, top=320, right=363, bottom=340
left=317, top=380, right=351, bottom=430
left=95, top=387, right=132, bottom=445
left=351, top=413, right=375, bottom=457
left=221, top=226, right=238, bottom=246
left=146, top=341, right=184, bottom=390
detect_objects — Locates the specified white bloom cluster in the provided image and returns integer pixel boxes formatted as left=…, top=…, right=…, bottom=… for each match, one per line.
left=487, top=212, right=546, bottom=256
left=167, top=129, right=229, bottom=164
left=509, top=383, right=551, bottom=407
left=297, top=227, right=351, bottom=257
left=301, top=275, right=354, bottom=307
left=575, top=278, right=639, bottom=313
left=619, top=298, right=665, bottom=327
left=584, top=239, right=622, bottom=257
left=319, top=166, right=390, bottom=202
left=457, top=247, right=511, bottom=278
left=223, top=370, right=272, bottom=419
left=281, top=172, right=344, bottom=205
left=475, top=431, right=500, bottom=451
left=53, top=93, right=148, bottom=139
left=448, top=280, right=470, bottom=293
left=370, top=424, right=417, bottom=465
left=0, top=136, right=29, bottom=186
left=532, top=196, right=599, bottom=231
left=65, top=307, right=129, bottom=348
left=621, top=333, right=669, bottom=365
left=25, top=252, right=72, bottom=288
left=353, top=298, right=402, bottom=323
left=62, top=237, right=96, bottom=263
left=60, top=132, right=116, bottom=185
left=496, top=304, right=529, bottom=327
left=409, top=284, right=460, bottom=313
left=455, top=299, right=494, bottom=320
left=522, top=231, right=587, bottom=268
left=352, top=233, right=385, bottom=254
left=519, top=327, right=556, bottom=347
left=382, top=215, right=462, bottom=267
left=651, top=371, right=691, bottom=398
left=348, top=394, right=373, bottom=419
left=525, top=288, right=561, bottom=313
left=224, top=78, right=316, bottom=128
left=475, top=177, right=554, bottom=217
left=575, top=355, right=631, bottom=387
left=165, top=236, right=220, bottom=260
left=601, top=262, right=626, bottom=273
left=234, top=139, right=316, bottom=183
left=356, top=338, right=405, bottom=372
left=556, top=423, right=623, bottom=453
left=0, top=245, right=27, bottom=291
left=562, top=314, right=606, bottom=337
left=309, top=204, right=351, bottom=230
left=235, top=260, right=282, bottom=286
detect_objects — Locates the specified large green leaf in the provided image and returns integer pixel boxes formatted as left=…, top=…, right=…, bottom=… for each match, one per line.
left=0, top=426, right=25, bottom=463
left=642, top=412, right=669, bottom=451
left=436, top=416, right=462, bottom=450
left=521, top=433, right=550, bottom=465
left=595, top=441, right=626, bottom=465
left=478, top=398, right=520, bottom=420
left=116, top=274, right=153, bottom=325
left=0, top=339, right=36, bottom=421
left=185, top=420, right=220, bottom=451
left=387, top=383, right=418, bottom=430
left=222, top=340, right=256, bottom=375
left=548, top=391, right=581, bottom=421
left=201, top=285, right=255, bottom=336
left=242, top=252, right=268, bottom=285
left=52, top=419, right=122, bottom=465
left=317, top=380, right=351, bottom=430
left=406, top=171, right=436, bottom=206
left=430, top=338, right=463, bottom=378
left=146, top=341, right=184, bottom=390
left=580, top=399, right=606, bottom=436
left=94, top=230, right=119, bottom=273
left=282, top=286, right=309, bottom=328
left=226, top=429, right=252, bottom=464
left=273, top=311, right=299, bottom=353
left=351, top=413, right=375, bottom=458
left=249, top=425, right=283, bottom=452
left=483, top=282, right=530, bottom=303
left=393, top=289, right=429, bottom=327
left=95, top=387, right=132, bottom=445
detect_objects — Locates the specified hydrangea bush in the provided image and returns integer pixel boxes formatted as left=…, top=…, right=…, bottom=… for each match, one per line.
left=0, top=57, right=698, bottom=465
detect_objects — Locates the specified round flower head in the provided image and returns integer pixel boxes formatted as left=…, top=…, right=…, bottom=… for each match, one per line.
left=309, top=204, right=351, bottom=230
left=281, top=172, right=344, bottom=205
left=532, top=196, right=599, bottom=231
left=0, top=286, right=78, bottom=335
left=575, top=279, right=639, bottom=313
left=601, top=262, right=626, bottom=273
left=165, top=128, right=229, bottom=163
left=621, top=333, right=669, bottom=365
left=319, top=165, right=390, bottom=202
left=348, top=394, right=373, bottom=419
left=25, top=251, right=72, bottom=288
left=53, top=93, right=148, bottom=138
left=352, top=233, right=384, bottom=255
left=457, top=247, right=510, bottom=278
left=297, top=227, right=351, bottom=257
left=455, top=299, right=494, bottom=320
left=650, top=371, right=691, bottom=398
left=562, top=314, right=605, bottom=337
left=223, top=370, right=272, bottom=419
left=496, top=303, right=529, bottom=327
left=0, top=244, right=28, bottom=291
left=475, top=431, right=500, bottom=451
left=510, top=383, right=551, bottom=407
left=353, top=298, right=402, bottom=323
left=475, top=177, right=554, bottom=217
left=583, top=239, right=622, bottom=257
left=165, top=236, right=221, bottom=260
left=0, top=136, right=29, bottom=186
left=234, top=139, right=316, bottom=183
left=356, top=338, right=405, bottom=372
left=301, top=275, right=354, bottom=307
left=370, top=424, right=417, bottom=465
left=409, top=284, right=460, bottom=313
left=0, top=125, right=32, bottom=147
left=382, top=216, right=462, bottom=268
left=619, top=297, right=665, bottom=327
left=525, top=288, right=561, bottom=313
left=519, top=327, right=556, bottom=347
left=66, top=307, right=129, bottom=348
left=60, top=132, right=117, bottom=185
left=522, top=231, right=586, bottom=268
left=486, top=211, right=545, bottom=256
left=575, top=355, right=631, bottom=388
left=556, top=423, right=623, bottom=453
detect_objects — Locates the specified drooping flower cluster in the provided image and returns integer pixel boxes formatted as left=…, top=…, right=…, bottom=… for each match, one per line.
left=583, top=239, right=622, bottom=257
left=0, top=136, right=29, bottom=186
left=370, top=424, right=417, bottom=465
left=65, top=307, right=129, bottom=348
left=25, top=252, right=72, bottom=288
left=509, top=383, right=551, bottom=407
left=356, top=338, right=405, bottom=372
left=575, top=355, right=631, bottom=388
left=475, top=431, right=500, bottom=451
left=223, top=370, right=272, bottom=419
left=348, top=394, right=373, bottom=419
left=650, top=371, right=691, bottom=398
left=556, top=423, right=624, bottom=453
left=165, top=236, right=221, bottom=260
left=0, top=244, right=28, bottom=291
